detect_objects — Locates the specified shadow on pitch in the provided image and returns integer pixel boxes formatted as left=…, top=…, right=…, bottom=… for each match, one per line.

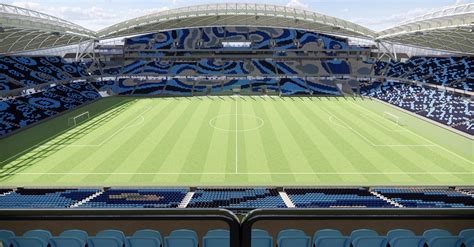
left=0, top=101, right=136, bottom=182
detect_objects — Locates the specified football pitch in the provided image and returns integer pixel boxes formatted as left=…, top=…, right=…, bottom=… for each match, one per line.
left=0, top=96, right=472, bottom=186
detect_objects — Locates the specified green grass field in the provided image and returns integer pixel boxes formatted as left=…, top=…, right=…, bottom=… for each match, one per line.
left=0, top=96, right=472, bottom=186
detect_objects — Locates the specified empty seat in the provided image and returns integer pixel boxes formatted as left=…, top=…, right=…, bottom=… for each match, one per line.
left=50, top=237, right=86, bottom=247
left=127, top=237, right=161, bottom=247
left=459, top=229, right=474, bottom=239
left=87, top=237, right=122, bottom=247
left=11, top=237, right=48, bottom=247
left=389, top=236, right=425, bottom=247
left=96, top=230, right=127, bottom=247
left=60, top=230, right=88, bottom=243
left=251, top=229, right=272, bottom=247
left=203, top=229, right=230, bottom=247
left=352, top=236, right=387, bottom=247
left=312, top=229, right=348, bottom=247
left=277, top=229, right=311, bottom=247
left=426, top=237, right=462, bottom=247
left=23, top=230, right=52, bottom=244
left=131, top=230, right=162, bottom=247
left=0, top=230, right=15, bottom=247
left=387, top=229, right=415, bottom=240
left=350, top=229, right=378, bottom=242
left=164, top=229, right=198, bottom=247
left=423, top=229, right=452, bottom=241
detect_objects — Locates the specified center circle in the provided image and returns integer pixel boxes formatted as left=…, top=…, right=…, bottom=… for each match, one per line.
left=209, top=114, right=264, bottom=132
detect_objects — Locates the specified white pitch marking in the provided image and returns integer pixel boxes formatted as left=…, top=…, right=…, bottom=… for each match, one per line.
left=38, top=106, right=152, bottom=148
left=0, top=100, right=135, bottom=164
left=349, top=101, right=474, bottom=165
left=320, top=105, right=435, bottom=147
left=6, top=172, right=473, bottom=175
left=235, top=98, right=238, bottom=174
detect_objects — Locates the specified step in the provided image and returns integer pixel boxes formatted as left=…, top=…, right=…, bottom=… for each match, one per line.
left=370, top=191, right=404, bottom=208
left=279, top=191, right=296, bottom=208
left=70, top=189, right=105, bottom=208
left=179, top=192, right=195, bottom=208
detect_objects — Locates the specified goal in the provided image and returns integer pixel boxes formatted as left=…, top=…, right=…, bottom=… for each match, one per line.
left=68, top=112, right=90, bottom=126
left=383, top=111, right=403, bottom=126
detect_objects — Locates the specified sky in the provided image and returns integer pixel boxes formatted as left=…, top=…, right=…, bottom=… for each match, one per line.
left=1, top=0, right=472, bottom=31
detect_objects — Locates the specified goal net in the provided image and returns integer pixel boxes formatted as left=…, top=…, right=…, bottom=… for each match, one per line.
left=383, top=111, right=403, bottom=126
left=68, top=112, right=90, bottom=126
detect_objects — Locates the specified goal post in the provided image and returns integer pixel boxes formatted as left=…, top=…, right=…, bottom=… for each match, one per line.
left=383, top=111, right=404, bottom=126
left=68, top=111, right=90, bottom=126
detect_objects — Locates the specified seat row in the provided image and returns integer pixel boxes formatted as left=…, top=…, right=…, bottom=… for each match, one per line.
left=264, top=228, right=474, bottom=247
left=0, top=229, right=228, bottom=247
left=2, top=228, right=473, bottom=247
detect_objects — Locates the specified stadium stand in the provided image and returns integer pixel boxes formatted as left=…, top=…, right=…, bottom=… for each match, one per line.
left=187, top=188, right=287, bottom=209
left=284, top=188, right=396, bottom=208
left=372, top=188, right=474, bottom=208
left=362, top=82, right=473, bottom=135
left=0, top=56, right=88, bottom=91
left=79, top=188, right=189, bottom=208
left=0, top=187, right=472, bottom=209
left=0, top=81, right=101, bottom=137
left=0, top=188, right=98, bottom=208
left=1, top=228, right=473, bottom=247
left=382, top=56, right=473, bottom=91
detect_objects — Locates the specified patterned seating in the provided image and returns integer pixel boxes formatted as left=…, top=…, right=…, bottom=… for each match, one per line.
left=284, top=188, right=395, bottom=208
left=80, top=188, right=188, bottom=208
left=0, top=188, right=98, bottom=208
left=0, top=81, right=101, bottom=137
left=373, top=188, right=474, bottom=208
left=362, top=82, right=472, bottom=135
left=187, top=188, right=286, bottom=209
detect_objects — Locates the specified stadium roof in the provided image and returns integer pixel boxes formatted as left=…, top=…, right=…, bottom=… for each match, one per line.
left=97, top=3, right=376, bottom=40
left=0, top=3, right=96, bottom=54
left=1, top=2, right=473, bottom=55
left=377, top=3, right=474, bottom=55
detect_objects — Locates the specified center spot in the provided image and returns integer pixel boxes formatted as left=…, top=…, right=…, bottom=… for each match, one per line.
left=209, top=114, right=264, bottom=132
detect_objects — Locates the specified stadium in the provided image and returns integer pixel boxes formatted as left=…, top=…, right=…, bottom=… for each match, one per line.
left=0, top=1, right=472, bottom=247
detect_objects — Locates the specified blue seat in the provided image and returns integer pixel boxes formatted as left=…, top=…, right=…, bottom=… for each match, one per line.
left=423, top=229, right=452, bottom=241
left=23, top=230, right=52, bottom=244
left=60, top=230, right=88, bottom=243
left=459, top=229, right=474, bottom=240
left=87, top=237, right=122, bottom=247
left=387, top=229, right=415, bottom=241
left=251, top=229, right=272, bottom=247
left=97, top=230, right=127, bottom=247
left=164, top=229, right=198, bottom=247
left=461, top=237, right=474, bottom=247
left=203, top=229, right=230, bottom=247
left=350, top=229, right=378, bottom=242
left=127, top=237, right=161, bottom=247
left=131, top=230, right=162, bottom=246
left=0, top=230, right=15, bottom=247
left=426, top=237, right=462, bottom=247
left=352, top=236, right=387, bottom=247
left=11, top=237, right=48, bottom=247
left=50, top=237, right=86, bottom=247
left=312, top=229, right=346, bottom=247
left=277, top=229, right=310, bottom=247
left=314, top=236, right=349, bottom=247
left=389, top=236, right=425, bottom=247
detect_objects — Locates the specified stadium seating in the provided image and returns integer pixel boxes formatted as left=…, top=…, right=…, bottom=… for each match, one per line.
left=79, top=188, right=188, bottom=208
left=382, top=56, right=473, bottom=91
left=0, top=188, right=99, bottom=208
left=284, top=188, right=395, bottom=208
left=1, top=187, right=473, bottom=209
left=372, top=188, right=474, bottom=208
left=0, top=81, right=101, bottom=137
left=362, top=82, right=473, bottom=135
left=0, top=56, right=88, bottom=91
left=125, top=27, right=356, bottom=52
left=186, top=188, right=287, bottom=209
